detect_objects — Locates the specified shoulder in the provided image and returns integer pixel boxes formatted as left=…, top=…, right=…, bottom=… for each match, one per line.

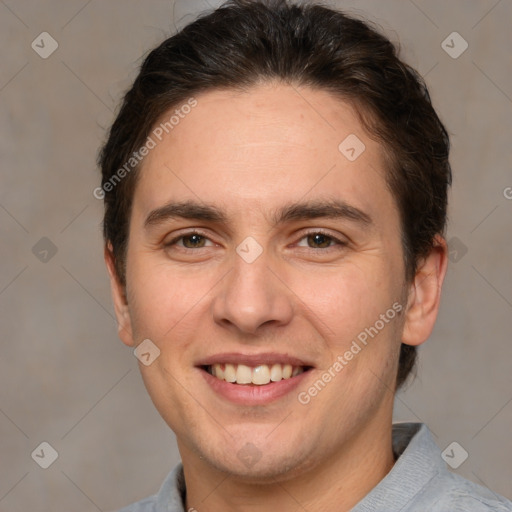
left=112, top=463, right=186, bottom=512
left=374, top=423, right=512, bottom=512
left=423, top=471, right=512, bottom=512
left=114, top=494, right=158, bottom=512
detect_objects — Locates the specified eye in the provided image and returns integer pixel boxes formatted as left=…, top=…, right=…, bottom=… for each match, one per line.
left=296, top=231, right=347, bottom=250
left=165, top=231, right=214, bottom=250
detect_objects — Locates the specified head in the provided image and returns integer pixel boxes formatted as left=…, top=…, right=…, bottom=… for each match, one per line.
left=99, top=0, right=450, bottom=481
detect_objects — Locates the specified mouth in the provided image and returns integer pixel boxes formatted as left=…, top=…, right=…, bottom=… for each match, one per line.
left=196, top=353, right=314, bottom=405
left=203, top=363, right=310, bottom=386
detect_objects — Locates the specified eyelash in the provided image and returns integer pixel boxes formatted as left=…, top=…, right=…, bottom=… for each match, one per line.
left=164, top=229, right=347, bottom=252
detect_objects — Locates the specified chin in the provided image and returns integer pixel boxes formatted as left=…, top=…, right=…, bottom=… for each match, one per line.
left=192, top=429, right=319, bottom=483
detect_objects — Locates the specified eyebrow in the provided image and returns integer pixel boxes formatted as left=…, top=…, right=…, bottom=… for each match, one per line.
left=144, top=200, right=228, bottom=228
left=143, top=198, right=373, bottom=230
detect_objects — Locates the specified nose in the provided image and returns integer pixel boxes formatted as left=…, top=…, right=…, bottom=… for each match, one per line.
left=211, top=248, right=294, bottom=335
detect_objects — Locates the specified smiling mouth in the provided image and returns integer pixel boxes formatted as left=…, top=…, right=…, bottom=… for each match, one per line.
left=204, top=363, right=311, bottom=386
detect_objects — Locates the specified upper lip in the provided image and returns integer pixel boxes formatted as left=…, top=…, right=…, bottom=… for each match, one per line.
left=195, top=352, right=314, bottom=368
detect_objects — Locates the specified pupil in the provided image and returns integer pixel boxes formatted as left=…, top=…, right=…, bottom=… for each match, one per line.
left=310, top=234, right=330, bottom=248
left=184, top=234, right=204, bottom=248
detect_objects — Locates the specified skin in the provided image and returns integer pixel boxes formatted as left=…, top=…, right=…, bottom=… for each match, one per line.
left=105, top=82, right=448, bottom=511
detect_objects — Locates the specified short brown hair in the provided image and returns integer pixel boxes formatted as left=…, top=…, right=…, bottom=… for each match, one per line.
left=97, top=0, right=451, bottom=389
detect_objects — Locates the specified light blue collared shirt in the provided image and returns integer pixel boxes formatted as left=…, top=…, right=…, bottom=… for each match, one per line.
left=116, top=422, right=512, bottom=511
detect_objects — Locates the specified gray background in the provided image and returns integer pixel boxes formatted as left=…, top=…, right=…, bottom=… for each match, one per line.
left=1, top=0, right=511, bottom=510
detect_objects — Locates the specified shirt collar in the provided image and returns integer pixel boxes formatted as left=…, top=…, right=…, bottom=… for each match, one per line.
left=352, top=422, right=444, bottom=511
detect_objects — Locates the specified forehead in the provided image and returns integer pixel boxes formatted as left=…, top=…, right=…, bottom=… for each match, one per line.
left=133, top=82, right=396, bottom=226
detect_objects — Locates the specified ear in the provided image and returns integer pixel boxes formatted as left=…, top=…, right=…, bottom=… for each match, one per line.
left=104, top=242, right=135, bottom=347
left=401, top=235, right=448, bottom=347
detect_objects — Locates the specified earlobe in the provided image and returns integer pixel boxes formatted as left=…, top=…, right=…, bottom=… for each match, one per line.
left=401, top=235, right=448, bottom=347
left=104, top=242, right=135, bottom=347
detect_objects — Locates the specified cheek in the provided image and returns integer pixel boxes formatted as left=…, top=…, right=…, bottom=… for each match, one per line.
left=297, top=260, right=405, bottom=394
left=125, top=255, right=203, bottom=343
left=296, top=263, right=396, bottom=338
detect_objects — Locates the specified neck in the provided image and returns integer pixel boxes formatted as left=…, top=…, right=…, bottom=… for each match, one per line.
left=180, top=414, right=395, bottom=512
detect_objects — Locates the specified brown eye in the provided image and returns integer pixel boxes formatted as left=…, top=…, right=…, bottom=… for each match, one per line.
left=296, top=231, right=346, bottom=250
left=306, top=233, right=332, bottom=248
left=181, top=234, right=207, bottom=248
left=165, top=231, right=214, bottom=250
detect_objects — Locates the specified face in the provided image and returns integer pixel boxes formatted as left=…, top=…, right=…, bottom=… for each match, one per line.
left=107, top=82, right=441, bottom=482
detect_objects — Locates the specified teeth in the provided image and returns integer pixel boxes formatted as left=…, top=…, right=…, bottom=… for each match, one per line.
left=209, top=363, right=305, bottom=385
left=213, top=364, right=225, bottom=380
left=236, top=364, right=252, bottom=384
left=224, top=363, right=236, bottom=383
left=270, top=364, right=282, bottom=382
left=253, top=365, right=270, bottom=385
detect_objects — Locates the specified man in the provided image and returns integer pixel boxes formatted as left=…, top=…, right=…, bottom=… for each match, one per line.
left=98, top=0, right=512, bottom=510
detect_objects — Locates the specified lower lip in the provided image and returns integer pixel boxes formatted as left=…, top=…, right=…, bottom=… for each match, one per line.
left=200, top=368, right=311, bottom=405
